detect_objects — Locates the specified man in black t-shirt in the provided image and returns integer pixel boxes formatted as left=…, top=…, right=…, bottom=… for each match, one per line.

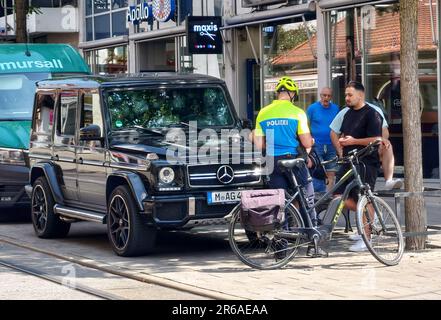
left=332, top=81, right=383, bottom=252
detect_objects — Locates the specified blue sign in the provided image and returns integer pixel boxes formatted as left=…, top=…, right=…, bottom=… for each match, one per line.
left=127, top=0, right=175, bottom=25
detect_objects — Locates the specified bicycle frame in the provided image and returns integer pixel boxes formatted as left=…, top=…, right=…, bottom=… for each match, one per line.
left=284, top=158, right=373, bottom=238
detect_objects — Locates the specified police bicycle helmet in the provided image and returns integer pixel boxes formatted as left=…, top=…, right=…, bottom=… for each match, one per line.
left=275, top=76, right=299, bottom=95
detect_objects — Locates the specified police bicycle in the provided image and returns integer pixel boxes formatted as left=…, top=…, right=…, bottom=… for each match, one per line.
left=228, top=140, right=404, bottom=270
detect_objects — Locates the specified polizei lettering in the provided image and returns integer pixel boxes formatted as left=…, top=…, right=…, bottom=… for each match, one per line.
left=266, top=119, right=289, bottom=126
left=0, top=59, right=64, bottom=71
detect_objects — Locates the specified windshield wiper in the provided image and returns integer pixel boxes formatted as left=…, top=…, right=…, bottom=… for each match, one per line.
left=167, top=122, right=204, bottom=131
left=121, top=126, right=165, bottom=136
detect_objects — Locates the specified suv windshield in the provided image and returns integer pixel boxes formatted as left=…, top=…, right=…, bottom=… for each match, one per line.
left=107, top=86, right=235, bottom=132
left=0, top=73, right=49, bottom=121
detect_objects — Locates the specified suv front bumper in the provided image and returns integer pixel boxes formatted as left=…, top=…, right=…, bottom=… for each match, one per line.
left=0, top=164, right=30, bottom=209
left=143, top=193, right=239, bottom=229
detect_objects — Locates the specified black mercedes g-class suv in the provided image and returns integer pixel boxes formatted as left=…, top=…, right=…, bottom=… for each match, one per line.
left=27, top=74, right=263, bottom=256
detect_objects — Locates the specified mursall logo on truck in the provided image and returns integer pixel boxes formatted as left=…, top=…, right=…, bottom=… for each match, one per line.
left=0, top=59, right=64, bottom=71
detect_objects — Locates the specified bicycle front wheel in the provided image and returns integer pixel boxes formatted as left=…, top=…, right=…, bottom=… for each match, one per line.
left=356, top=195, right=404, bottom=266
left=228, top=203, right=304, bottom=270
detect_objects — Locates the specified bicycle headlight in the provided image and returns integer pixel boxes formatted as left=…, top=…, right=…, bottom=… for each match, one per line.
left=158, top=167, right=175, bottom=184
left=0, top=148, right=26, bottom=166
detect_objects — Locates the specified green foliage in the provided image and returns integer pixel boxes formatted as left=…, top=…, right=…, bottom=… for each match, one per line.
left=277, top=24, right=317, bottom=53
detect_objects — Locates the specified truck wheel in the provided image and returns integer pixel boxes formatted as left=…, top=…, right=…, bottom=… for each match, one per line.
left=31, top=177, right=70, bottom=238
left=107, top=185, right=157, bottom=257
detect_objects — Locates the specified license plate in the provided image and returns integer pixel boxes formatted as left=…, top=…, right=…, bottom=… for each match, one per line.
left=207, top=191, right=241, bottom=204
left=1, top=197, right=12, bottom=202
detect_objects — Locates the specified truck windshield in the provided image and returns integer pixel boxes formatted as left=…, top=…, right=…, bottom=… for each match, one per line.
left=107, top=86, right=236, bottom=131
left=0, top=73, right=49, bottom=121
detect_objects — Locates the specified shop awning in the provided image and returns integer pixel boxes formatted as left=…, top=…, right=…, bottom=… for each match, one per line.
left=79, top=35, right=129, bottom=50
left=319, top=0, right=397, bottom=11
left=222, top=1, right=316, bottom=30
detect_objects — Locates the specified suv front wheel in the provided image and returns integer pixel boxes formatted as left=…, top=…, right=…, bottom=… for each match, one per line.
left=31, top=177, right=71, bottom=238
left=107, top=185, right=157, bottom=256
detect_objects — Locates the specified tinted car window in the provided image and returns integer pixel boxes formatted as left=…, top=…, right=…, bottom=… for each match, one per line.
left=81, top=91, right=104, bottom=131
left=58, top=91, right=78, bottom=136
left=34, top=93, right=55, bottom=137
left=106, top=86, right=235, bottom=131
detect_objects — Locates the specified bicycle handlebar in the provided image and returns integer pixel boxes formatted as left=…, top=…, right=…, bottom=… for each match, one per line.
left=338, top=139, right=382, bottom=164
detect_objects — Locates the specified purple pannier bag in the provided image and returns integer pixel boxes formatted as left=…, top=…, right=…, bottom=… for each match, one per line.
left=240, top=189, right=286, bottom=232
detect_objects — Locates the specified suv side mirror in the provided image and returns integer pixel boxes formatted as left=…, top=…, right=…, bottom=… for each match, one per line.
left=80, top=124, right=102, bottom=141
left=241, top=119, right=253, bottom=130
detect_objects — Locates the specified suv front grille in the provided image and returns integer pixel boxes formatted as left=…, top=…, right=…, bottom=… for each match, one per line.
left=187, top=164, right=261, bottom=188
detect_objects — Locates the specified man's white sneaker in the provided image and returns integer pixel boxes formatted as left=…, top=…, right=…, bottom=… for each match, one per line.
left=348, top=233, right=362, bottom=241
left=349, top=239, right=369, bottom=252
left=384, top=179, right=403, bottom=190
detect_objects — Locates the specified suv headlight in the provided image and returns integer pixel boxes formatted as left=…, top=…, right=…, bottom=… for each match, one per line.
left=0, top=148, right=26, bottom=166
left=158, top=167, right=175, bottom=184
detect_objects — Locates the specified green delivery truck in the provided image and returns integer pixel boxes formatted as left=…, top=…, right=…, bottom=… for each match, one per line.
left=0, top=44, right=89, bottom=210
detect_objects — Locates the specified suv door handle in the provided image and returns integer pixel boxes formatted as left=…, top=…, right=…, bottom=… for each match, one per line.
left=77, top=158, right=83, bottom=164
left=51, top=155, right=59, bottom=161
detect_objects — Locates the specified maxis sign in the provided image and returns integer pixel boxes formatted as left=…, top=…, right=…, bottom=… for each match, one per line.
left=127, top=0, right=176, bottom=25
left=0, top=59, right=64, bottom=72
left=187, top=16, right=223, bottom=54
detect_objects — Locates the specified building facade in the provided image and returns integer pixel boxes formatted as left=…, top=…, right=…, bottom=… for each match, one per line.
left=223, top=0, right=441, bottom=181
left=73, top=0, right=441, bottom=181
left=0, top=0, right=80, bottom=47
left=79, top=0, right=225, bottom=77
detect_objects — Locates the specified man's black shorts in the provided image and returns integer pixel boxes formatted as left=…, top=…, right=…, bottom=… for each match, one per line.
left=334, top=162, right=379, bottom=201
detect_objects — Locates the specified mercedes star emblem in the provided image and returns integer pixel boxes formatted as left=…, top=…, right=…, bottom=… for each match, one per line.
left=216, top=165, right=235, bottom=184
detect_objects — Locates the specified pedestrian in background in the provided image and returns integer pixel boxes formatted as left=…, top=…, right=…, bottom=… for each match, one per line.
left=306, top=87, right=340, bottom=192
left=330, top=102, right=403, bottom=190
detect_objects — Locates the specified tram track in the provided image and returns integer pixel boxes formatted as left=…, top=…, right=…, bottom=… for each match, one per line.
left=0, top=235, right=239, bottom=300
left=0, top=259, right=121, bottom=300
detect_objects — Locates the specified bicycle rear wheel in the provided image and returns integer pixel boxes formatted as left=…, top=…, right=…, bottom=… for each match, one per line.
left=356, top=195, right=404, bottom=266
left=228, top=203, right=304, bottom=270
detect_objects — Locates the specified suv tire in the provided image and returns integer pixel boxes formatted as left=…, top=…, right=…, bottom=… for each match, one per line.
left=107, top=185, right=157, bottom=257
left=31, top=177, right=71, bottom=238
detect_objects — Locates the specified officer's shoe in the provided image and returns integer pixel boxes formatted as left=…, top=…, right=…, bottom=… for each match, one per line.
left=306, top=245, right=329, bottom=258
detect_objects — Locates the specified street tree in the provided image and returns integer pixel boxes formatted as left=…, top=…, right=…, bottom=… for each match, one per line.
left=400, top=0, right=426, bottom=250
left=14, top=0, right=28, bottom=43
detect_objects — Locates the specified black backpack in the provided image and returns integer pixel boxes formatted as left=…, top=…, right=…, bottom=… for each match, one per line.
left=308, top=148, right=327, bottom=181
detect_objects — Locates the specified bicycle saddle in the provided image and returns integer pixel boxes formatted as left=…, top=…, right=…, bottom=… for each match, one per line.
left=278, top=158, right=305, bottom=169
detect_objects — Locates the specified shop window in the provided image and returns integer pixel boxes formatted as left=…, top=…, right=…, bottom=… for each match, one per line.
left=262, top=17, right=318, bottom=110
left=138, top=39, right=176, bottom=72
left=328, top=1, right=439, bottom=179
left=95, top=46, right=128, bottom=74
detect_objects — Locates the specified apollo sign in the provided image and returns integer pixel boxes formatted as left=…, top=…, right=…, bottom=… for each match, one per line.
left=127, top=0, right=175, bottom=25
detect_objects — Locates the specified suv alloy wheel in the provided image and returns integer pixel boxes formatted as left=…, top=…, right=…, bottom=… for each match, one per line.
left=31, top=177, right=70, bottom=238
left=107, top=185, right=157, bottom=256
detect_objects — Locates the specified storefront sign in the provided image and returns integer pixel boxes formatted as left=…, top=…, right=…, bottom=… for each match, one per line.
left=264, top=78, right=318, bottom=92
left=187, top=16, right=223, bottom=54
left=127, top=0, right=175, bottom=25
